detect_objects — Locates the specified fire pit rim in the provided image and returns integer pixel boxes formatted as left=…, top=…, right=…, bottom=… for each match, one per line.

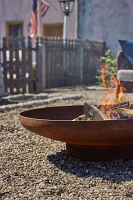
left=19, top=105, right=133, bottom=139
left=19, top=105, right=133, bottom=123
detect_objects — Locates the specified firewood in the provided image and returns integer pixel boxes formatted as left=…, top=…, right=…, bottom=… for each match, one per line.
left=99, top=101, right=130, bottom=112
left=83, top=102, right=110, bottom=121
left=72, top=114, right=91, bottom=121
left=117, top=108, right=133, bottom=119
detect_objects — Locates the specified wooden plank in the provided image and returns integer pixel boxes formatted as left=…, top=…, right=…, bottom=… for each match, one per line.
left=14, top=37, right=21, bottom=93
left=9, top=37, right=14, bottom=93
left=41, top=37, right=46, bottom=91
left=59, top=37, right=63, bottom=87
left=21, top=37, right=26, bottom=93
left=27, top=36, right=33, bottom=93
left=2, top=38, right=8, bottom=92
left=36, top=37, right=43, bottom=93
left=51, top=37, right=54, bottom=88
left=35, top=37, right=40, bottom=93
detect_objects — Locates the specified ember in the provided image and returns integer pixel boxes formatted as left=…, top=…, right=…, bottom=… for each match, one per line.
left=73, top=64, right=133, bottom=121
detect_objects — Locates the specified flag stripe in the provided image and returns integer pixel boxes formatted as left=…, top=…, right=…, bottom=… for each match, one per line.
left=41, top=4, right=49, bottom=17
left=41, top=0, right=49, bottom=18
left=30, top=11, right=37, bottom=39
left=29, top=0, right=50, bottom=39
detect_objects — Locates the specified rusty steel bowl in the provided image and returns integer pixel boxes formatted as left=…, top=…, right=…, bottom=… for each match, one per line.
left=19, top=105, right=133, bottom=161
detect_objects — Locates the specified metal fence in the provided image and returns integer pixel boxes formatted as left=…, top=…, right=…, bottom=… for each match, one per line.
left=0, top=36, right=105, bottom=94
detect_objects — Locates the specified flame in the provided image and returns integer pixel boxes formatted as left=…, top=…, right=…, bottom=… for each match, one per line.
left=111, top=73, right=126, bottom=103
left=100, top=64, right=110, bottom=88
left=99, top=64, right=126, bottom=118
left=106, top=109, right=120, bottom=119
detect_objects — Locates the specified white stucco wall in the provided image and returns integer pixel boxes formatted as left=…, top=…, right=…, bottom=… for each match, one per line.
left=78, top=0, right=133, bottom=56
left=0, top=0, right=76, bottom=42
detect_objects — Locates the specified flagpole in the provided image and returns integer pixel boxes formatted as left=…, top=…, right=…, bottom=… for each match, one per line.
left=38, top=0, right=43, bottom=37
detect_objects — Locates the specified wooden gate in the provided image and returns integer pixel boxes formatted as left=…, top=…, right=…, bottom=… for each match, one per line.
left=1, top=37, right=36, bottom=94
left=44, top=38, right=81, bottom=88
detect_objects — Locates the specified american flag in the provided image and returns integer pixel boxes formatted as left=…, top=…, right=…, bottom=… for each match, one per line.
left=29, top=0, right=50, bottom=39
left=41, top=0, right=50, bottom=17
left=29, top=0, right=37, bottom=39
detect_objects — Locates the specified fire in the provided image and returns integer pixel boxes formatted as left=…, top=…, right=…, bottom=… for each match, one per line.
left=106, top=109, right=120, bottom=119
left=101, top=64, right=110, bottom=88
left=111, top=73, right=126, bottom=103
left=99, top=64, right=127, bottom=118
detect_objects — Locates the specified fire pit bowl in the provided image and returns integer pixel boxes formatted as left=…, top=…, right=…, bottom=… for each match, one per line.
left=19, top=105, right=133, bottom=161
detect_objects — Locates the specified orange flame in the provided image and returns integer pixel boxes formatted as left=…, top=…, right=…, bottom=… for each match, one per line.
left=99, top=64, right=126, bottom=110
left=111, top=73, right=126, bottom=103
left=100, top=64, right=110, bottom=88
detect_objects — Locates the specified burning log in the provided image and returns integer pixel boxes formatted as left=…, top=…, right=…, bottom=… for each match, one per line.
left=72, top=102, right=133, bottom=121
left=72, top=101, right=133, bottom=121
left=83, top=102, right=110, bottom=121
left=72, top=103, right=110, bottom=121
left=99, top=101, right=130, bottom=114
left=98, top=101, right=130, bottom=120
left=117, top=108, right=133, bottom=119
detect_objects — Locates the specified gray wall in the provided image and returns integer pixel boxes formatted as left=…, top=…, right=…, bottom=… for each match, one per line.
left=78, top=0, right=133, bottom=56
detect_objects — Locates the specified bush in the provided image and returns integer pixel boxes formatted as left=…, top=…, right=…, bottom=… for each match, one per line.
left=96, top=50, right=117, bottom=86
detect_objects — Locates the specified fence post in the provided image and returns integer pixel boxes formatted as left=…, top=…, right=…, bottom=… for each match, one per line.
left=0, top=38, right=5, bottom=95
left=37, top=37, right=46, bottom=92
left=36, top=37, right=41, bottom=93
left=0, top=61, right=5, bottom=95
left=79, top=45, right=83, bottom=84
left=41, top=37, right=46, bottom=91
left=37, top=39, right=42, bottom=93
left=27, top=36, right=33, bottom=93
left=2, top=37, right=7, bottom=92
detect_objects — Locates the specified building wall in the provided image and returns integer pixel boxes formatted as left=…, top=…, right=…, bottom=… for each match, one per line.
left=78, top=0, right=133, bottom=56
left=0, top=0, right=76, bottom=44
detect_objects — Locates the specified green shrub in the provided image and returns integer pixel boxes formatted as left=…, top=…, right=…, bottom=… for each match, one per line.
left=96, top=50, right=117, bottom=86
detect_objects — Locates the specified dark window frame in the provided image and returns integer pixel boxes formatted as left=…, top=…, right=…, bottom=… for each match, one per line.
left=6, top=21, right=23, bottom=38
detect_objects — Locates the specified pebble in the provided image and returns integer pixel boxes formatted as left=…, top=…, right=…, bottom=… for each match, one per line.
left=0, top=87, right=133, bottom=199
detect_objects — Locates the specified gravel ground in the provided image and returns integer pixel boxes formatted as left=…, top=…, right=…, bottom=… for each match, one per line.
left=0, top=86, right=133, bottom=200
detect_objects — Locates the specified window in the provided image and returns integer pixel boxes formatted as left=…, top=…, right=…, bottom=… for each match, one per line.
left=43, top=23, right=63, bottom=37
left=6, top=22, right=23, bottom=37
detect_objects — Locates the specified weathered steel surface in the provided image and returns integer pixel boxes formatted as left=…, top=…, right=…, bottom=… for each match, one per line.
left=19, top=105, right=133, bottom=161
left=19, top=105, right=133, bottom=145
left=66, top=144, right=133, bottom=161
